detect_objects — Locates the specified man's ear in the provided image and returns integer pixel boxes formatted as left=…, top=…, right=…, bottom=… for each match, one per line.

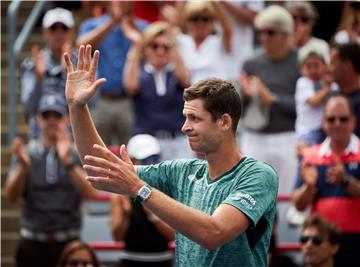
left=331, top=243, right=340, bottom=256
left=219, top=114, right=232, bottom=132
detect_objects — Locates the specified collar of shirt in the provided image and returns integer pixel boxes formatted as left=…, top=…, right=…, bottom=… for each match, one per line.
left=319, top=134, right=359, bottom=157
left=144, top=63, right=174, bottom=96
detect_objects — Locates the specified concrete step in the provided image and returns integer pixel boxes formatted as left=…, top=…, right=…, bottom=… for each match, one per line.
left=1, top=256, right=15, bottom=267
left=1, top=209, right=20, bottom=233
left=1, top=232, right=19, bottom=258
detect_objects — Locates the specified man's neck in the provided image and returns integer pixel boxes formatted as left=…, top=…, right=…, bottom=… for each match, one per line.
left=330, top=136, right=351, bottom=155
left=42, top=135, right=57, bottom=149
left=206, top=139, right=242, bottom=180
left=267, top=46, right=290, bottom=61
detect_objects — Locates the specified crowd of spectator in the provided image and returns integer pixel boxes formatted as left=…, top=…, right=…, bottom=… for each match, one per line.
left=4, top=1, right=360, bottom=267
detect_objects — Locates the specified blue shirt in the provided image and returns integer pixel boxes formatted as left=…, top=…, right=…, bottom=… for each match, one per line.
left=79, top=14, right=148, bottom=95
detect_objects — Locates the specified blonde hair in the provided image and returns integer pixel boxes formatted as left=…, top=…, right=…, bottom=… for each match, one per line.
left=183, top=1, right=216, bottom=21
left=141, top=21, right=174, bottom=57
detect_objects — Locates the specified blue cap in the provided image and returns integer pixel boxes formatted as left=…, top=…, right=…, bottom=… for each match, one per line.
left=38, top=94, right=67, bottom=115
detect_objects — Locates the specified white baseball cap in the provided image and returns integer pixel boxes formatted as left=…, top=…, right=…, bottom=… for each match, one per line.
left=42, top=7, right=75, bottom=28
left=127, top=134, right=161, bottom=160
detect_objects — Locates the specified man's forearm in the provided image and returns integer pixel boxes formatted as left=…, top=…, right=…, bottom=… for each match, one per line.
left=292, top=184, right=317, bottom=211
left=143, top=188, right=248, bottom=250
left=3, top=167, right=27, bottom=203
left=69, top=104, right=106, bottom=167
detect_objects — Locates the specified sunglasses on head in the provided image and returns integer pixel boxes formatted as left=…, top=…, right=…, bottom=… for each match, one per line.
left=187, top=16, right=213, bottom=24
left=49, top=23, right=69, bottom=32
left=258, top=29, right=277, bottom=37
left=293, top=15, right=311, bottom=24
left=41, top=111, right=63, bottom=120
left=326, top=116, right=350, bottom=124
left=65, top=259, right=95, bottom=267
left=149, top=42, right=172, bottom=51
left=299, top=235, right=323, bottom=246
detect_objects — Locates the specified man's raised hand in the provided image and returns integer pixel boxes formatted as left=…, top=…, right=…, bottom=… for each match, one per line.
left=64, top=44, right=106, bottom=106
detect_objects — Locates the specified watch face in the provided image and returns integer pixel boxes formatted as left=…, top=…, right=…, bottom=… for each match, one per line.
left=139, top=186, right=151, bottom=198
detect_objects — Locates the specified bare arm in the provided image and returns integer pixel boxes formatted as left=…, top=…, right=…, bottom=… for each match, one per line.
left=213, top=2, right=233, bottom=53
left=292, top=162, right=318, bottom=211
left=77, top=18, right=114, bottom=48
left=3, top=138, right=30, bottom=203
left=123, top=43, right=142, bottom=96
left=64, top=45, right=107, bottom=171
left=306, top=84, right=331, bottom=107
left=221, top=1, right=258, bottom=26
left=83, top=144, right=250, bottom=250
left=111, top=195, right=131, bottom=241
left=172, top=44, right=191, bottom=88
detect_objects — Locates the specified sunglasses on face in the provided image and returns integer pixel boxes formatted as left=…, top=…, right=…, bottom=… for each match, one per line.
left=258, top=29, right=277, bottom=37
left=65, top=259, right=95, bottom=267
left=292, top=15, right=311, bottom=24
left=49, top=24, right=69, bottom=32
left=149, top=42, right=172, bottom=51
left=187, top=16, right=213, bottom=24
left=299, top=235, right=323, bottom=246
left=325, top=116, right=350, bottom=124
left=41, top=111, right=63, bottom=120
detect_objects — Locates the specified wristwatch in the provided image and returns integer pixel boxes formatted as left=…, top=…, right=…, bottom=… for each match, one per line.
left=341, top=174, right=351, bottom=188
left=134, top=184, right=152, bottom=204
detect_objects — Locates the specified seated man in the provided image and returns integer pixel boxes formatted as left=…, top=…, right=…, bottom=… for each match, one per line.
left=300, top=214, right=341, bottom=267
left=293, top=95, right=360, bottom=267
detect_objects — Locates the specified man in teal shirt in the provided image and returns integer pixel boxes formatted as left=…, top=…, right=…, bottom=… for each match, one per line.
left=64, top=45, right=279, bottom=266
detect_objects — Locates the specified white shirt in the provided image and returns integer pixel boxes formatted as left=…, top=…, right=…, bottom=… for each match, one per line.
left=177, top=33, right=228, bottom=84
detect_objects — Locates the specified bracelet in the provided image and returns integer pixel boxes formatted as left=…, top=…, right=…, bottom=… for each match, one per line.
left=65, top=162, right=76, bottom=172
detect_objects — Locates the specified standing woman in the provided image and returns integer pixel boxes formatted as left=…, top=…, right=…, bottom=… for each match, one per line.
left=177, top=1, right=232, bottom=83
left=123, top=22, right=193, bottom=160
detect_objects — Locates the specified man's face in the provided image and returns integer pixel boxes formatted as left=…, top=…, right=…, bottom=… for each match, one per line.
left=329, top=48, right=345, bottom=85
left=43, top=23, right=73, bottom=52
left=301, top=227, right=338, bottom=266
left=181, top=99, right=223, bottom=154
left=37, top=111, right=66, bottom=139
left=323, top=98, right=355, bottom=141
left=258, top=27, right=289, bottom=56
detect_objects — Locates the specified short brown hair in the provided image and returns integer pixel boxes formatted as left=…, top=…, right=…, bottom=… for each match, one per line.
left=302, top=214, right=341, bottom=245
left=183, top=78, right=242, bottom=133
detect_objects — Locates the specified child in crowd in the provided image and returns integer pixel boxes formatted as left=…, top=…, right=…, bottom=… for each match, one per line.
left=295, top=45, right=338, bottom=150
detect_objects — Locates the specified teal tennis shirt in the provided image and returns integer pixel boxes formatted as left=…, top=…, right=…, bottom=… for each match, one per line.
left=137, top=156, right=278, bottom=267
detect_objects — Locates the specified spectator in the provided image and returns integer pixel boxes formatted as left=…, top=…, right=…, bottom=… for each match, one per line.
left=20, top=7, right=77, bottom=140
left=111, top=134, right=174, bottom=267
left=56, top=240, right=100, bottom=267
left=177, top=1, right=233, bottom=83
left=220, top=1, right=264, bottom=80
left=240, top=5, right=300, bottom=195
left=3, top=94, right=97, bottom=267
left=329, top=43, right=360, bottom=137
left=334, top=1, right=360, bottom=45
left=285, top=1, right=330, bottom=62
left=300, top=214, right=341, bottom=267
left=292, top=95, right=360, bottom=267
left=77, top=1, right=148, bottom=146
left=295, top=44, right=337, bottom=148
left=123, top=21, right=193, bottom=160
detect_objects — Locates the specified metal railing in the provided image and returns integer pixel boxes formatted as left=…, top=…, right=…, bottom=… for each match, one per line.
left=7, top=0, right=46, bottom=144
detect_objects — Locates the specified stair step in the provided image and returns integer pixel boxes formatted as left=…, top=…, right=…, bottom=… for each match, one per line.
left=1, top=232, right=19, bottom=257
left=1, top=209, right=21, bottom=233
